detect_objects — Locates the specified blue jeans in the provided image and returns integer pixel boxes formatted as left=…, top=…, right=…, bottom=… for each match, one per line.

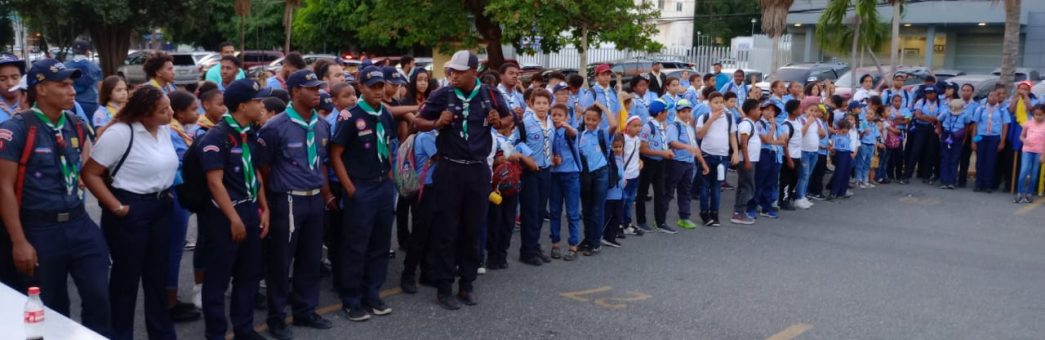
left=622, top=177, right=639, bottom=226
left=700, top=155, right=728, bottom=212
left=580, top=167, right=609, bottom=249
left=1018, top=152, right=1042, bottom=194
left=855, top=144, right=874, bottom=184
left=796, top=151, right=818, bottom=199
left=875, top=148, right=891, bottom=182
left=549, top=172, right=581, bottom=246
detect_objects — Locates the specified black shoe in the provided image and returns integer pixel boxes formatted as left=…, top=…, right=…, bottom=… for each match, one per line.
left=364, top=299, right=392, bottom=316
left=437, top=294, right=461, bottom=310
left=341, top=305, right=370, bottom=322
left=254, top=292, right=267, bottom=310
left=170, top=302, right=201, bottom=323
left=267, top=319, right=294, bottom=340
left=536, top=251, right=552, bottom=263
left=701, top=211, right=713, bottom=226
left=780, top=201, right=796, bottom=211
left=319, top=262, right=332, bottom=278
left=520, top=256, right=543, bottom=266
left=495, top=261, right=509, bottom=270
left=401, top=277, right=418, bottom=294
left=234, top=331, right=267, bottom=340
left=711, top=213, right=721, bottom=227
left=293, top=313, right=333, bottom=329
left=601, top=238, right=622, bottom=248
left=457, top=291, right=477, bottom=306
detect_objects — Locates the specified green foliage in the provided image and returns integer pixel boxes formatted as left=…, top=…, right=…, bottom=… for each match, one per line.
left=292, top=0, right=369, bottom=53
left=165, top=0, right=284, bottom=50
left=815, top=0, right=888, bottom=55
left=354, top=0, right=477, bottom=51
left=691, top=0, right=761, bottom=45
left=487, top=0, right=662, bottom=54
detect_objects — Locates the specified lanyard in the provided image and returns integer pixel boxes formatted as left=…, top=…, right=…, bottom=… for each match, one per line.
left=222, top=114, right=258, bottom=200
left=31, top=107, right=76, bottom=196
left=453, top=80, right=482, bottom=139
left=357, top=99, right=389, bottom=162
left=284, top=103, right=319, bottom=170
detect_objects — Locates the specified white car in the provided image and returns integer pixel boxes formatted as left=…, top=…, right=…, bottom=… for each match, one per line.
left=117, top=50, right=200, bottom=86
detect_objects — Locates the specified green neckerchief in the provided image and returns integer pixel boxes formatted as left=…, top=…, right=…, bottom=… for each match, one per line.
left=31, top=106, right=76, bottom=196
left=284, top=103, right=319, bottom=170
left=357, top=98, right=389, bottom=162
left=453, top=79, right=482, bottom=139
left=223, top=114, right=258, bottom=199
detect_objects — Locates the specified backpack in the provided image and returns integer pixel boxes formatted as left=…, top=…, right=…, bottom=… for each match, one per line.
left=492, top=154, right=523, bottom=196
left=15, top=112, right=89, bottom=206
left=177, top=125, right=235, bottom=213
left=394, top=134, right=432, bottom=199
left=696, top=111, right=734, bottom=147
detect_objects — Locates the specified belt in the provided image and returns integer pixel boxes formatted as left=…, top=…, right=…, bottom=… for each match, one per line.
left=285, top=189, right=321, bottom=196
left=211, top=197, right=256, bottom=208
left=21, top=207, right=87, bottom=223
left=114, top=188, right=173, bottom=201
left=443, top=157, right=485, bottom=165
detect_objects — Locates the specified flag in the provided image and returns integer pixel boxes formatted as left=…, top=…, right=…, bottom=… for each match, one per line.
left=618, top=94, right=629, bottom=134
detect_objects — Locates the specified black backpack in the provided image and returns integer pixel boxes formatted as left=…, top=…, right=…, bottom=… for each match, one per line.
left=177, top=125, right=234, bottom=213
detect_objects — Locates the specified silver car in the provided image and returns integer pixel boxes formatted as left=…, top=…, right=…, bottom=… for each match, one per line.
left=117, top=50, right=200, bottom=86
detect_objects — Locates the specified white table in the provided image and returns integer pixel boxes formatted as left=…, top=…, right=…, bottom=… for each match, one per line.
left=0, top=284, right=106, bottom=340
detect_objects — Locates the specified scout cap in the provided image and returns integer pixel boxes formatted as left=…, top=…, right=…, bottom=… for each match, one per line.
left=359, top=66, right=386, bottom=87
left=224, top=79, right=269, bottom=111
left=287, top=69, right=323, bottom=89
left=28, top=59, right=81, bottom=89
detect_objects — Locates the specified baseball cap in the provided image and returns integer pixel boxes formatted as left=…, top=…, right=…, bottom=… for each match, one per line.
left=318, top=90, right=335, bottom=112
left=286, top=69, right=323, bottom=89
left=359, top=66, right=386, bottom=87
left=223, top=79, right=268, bottom=112
left=649, top=99, right=668, bottom=115
left=847, top=101, right=864, bottom=111
left=551, top=83, right=569, bottom=94
left=594, top=64, right=612, bottom=75
left=0, top=55, right=25, bottom=75
left=446, top=50, right=479, bottom=71
left=383, top=66, right=406, bottom=85
left=922, top=85, right=938, bottom=94
left=27, top=59, right=81, bottom=89
left=676, top=99, right=693, bottom=111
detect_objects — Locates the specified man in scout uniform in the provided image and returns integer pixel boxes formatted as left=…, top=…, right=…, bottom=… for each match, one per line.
left=0, top=59, right=111, bottom=337
left=411, top=50, right=511, bottom=310
left=329, top=66, right=397, bottom=322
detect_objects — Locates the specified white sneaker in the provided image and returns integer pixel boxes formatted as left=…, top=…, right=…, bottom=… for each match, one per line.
left=858, top=183, right=869, bottom=189
left=794, top=198, right=811, bottom=209
left=192, top=283, right=202, bottom=309
left=478, top=266, right=486, bottom=275
left=866, top=183, right=876, bottom=188
left=845, top=189, right=854, bottom=197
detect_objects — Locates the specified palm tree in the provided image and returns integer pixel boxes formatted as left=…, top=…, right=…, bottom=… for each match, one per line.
left=998, top=0, right=1021, bottom=85
left=816, top=0, right=885, bottom=90
left=759, top=0, right=795, bottom=80
left=283, top=0, right=301, bottom=55
left=886, top=0, right=903, bottom=86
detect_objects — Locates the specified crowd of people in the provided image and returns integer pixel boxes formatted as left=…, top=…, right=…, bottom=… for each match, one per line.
left=0, top=43, right=1042, bottom=340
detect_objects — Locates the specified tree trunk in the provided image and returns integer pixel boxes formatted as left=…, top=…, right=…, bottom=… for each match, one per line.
left=889, top=1, right=900, bottom=86
left=88, top=23, right=132, bottom=76
left=579, top=28, right=589, bottom=88
left=770, top=35, right=780, bottom=80
left=239, top=15, right=246, bottom=53
left=999, top=0, right=1021, bottom=85
left=850, top=17, right=861, bottom=91
left=283, top=4, right=294, bottom=54
left=466, top=0, right=505, bottom=71
left=867, top=46, right=885, bottom=85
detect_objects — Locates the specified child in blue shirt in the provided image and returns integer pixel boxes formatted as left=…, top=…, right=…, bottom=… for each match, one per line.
left=548, top=103, right=582, bottom=261
left=972, top=87, right=1012, bottom=192
left=637, top=99, right=673, bottom=232
left=602, top=135, right=628, bottom=248
left=938, top=99, right=973, bottom=189
left=664, top=99, right=709, bottom=230
left=519, top=89, right=556, bottom=266
left=402, top=129, right=439, bottom=293
left=828, top=119, right=856, bottom=199
left=486, top=117, right=537, bottom=270
left=754, top=101, right=785, bottom=218
left=855, top=105, right=880, bottom=188
left=576, top=106, right=613, bottom=255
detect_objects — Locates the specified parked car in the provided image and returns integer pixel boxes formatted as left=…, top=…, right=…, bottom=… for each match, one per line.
left=117, top=50, right=200, bottom=86
left=415, top=57, right=433, bottom=72
left=834, top=66, right=934, bottom=99
left=196, top=53, right=222, bottom=75
left=991, top=67, right=1041, bottom=83
left=946, top=74, right=1000, bottom=102
left=1033, top=82, right=1045, bottom=100
left=756, top=62, right=849, bottom=92
left=239, top=50, right=284, bottom=70
left=248, top=53, right=341, bottom=79
left=722, top=68, right=765, bottom=85
left=585, top=58, right=655, bottom=91
left=933, top=69, right=966, bottom=82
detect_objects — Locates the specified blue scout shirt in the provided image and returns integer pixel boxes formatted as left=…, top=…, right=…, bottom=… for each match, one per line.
left=551, top=126, right=581, bottom=173
left=606, top=154, right=625, bottom=200
left=859, top=119, right=878, bottom=145
left=682, top=86, right=699, bottom=105
left=497, top=83, right=527, bottom=113
left=0, top=98, right=19, bottom=123
left=882, top=88, right=912, bottom=110
left=577, top=128, right=610, bottom=172
left=665, top=120, right=696, bottom=164
left=973, top=102, right=1011, bottom=137
left=720, top=81, right=749, bottom=104
left=66, top=56, right=103, bottom=109
left=639, top=119, right=669, bottom=161
left=939, top=110, right=972, bottom=134
left=913, top=99, right=944, bottom=126
left=660, top=93, right=681, bottom=123
left=591, top=84, right=620, bottom=117
left=494, top=127, right=535, bottom=163
left=630, top=91, right=658, bottom=123
left=197, top=120, right=261, bottom=201
left=522, top=113, right=553, bottom=169
left=772, top=120, right=787, bottom=164
left=171, top=128, right=190, bottom=186
left=332, top=103, right=395, bottom=180
left=419, top=83, right=511, bottom=162
left=565, top=88, right=595, bottom=127
left=770, top=96, right=788, bottom=124
left=257, top=111, right=331, bottom=192
left=818, top=125, right=830, bottom=156
left=831, top=132, right=852, bottom=152
left=414, top=130, right=438, bottom=185
left=0, top=112, right=91, bottom=212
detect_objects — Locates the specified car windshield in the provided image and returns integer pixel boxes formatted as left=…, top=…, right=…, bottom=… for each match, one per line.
left=172, top=55, right=196, bottom=66
left=775, top=68, right=811, bottom=83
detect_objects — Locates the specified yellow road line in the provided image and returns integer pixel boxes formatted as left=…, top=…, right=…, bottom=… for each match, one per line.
left=1016, top=198, right=1043, bottom=215
left=766, top=323, right=813, bottom=340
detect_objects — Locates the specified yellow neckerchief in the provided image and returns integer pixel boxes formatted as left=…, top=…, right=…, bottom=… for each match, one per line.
left=170, top=121, right=192, bottom=145
left=197, top=115, right=215, bottom=130
left=1015, top=97, right=1029, bottom=125
left=106, top=103, right=121, bottom=119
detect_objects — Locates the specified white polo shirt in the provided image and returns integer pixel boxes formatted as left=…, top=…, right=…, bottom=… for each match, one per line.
left=91, top=122, right=179, bottom=194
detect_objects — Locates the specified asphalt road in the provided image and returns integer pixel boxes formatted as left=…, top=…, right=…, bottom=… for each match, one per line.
left=67, top=176, right=1045, bottom=339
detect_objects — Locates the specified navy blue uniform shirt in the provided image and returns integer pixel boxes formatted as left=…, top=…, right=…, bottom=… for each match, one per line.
left=419, top=84, right=511, bottom=162
left=0, top=112, right=91, bottom=212
left=331, top=103, right=395, bottom=180
left=197, top=121, right=261, bottom=201
left=257, top=112, right=330, bottom=192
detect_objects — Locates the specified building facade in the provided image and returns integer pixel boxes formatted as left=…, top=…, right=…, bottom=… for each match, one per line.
left=641, top=0, right=696, bottom=48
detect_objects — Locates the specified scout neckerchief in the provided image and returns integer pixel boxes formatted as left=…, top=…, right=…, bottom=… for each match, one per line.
left=595, top=83, right=613, bottom=109
left=284, top=103, right=319, bottom=170
left=31, top=106, right=76, bottom=196
left=984, top=102, right=999, bottom=135
left=1015, top=96, right=1030, bottom=125
left=148, top=78, right=175, bottom=95
left=497, top=83, right=517, bottom=109
left=0, top=97, right=19, bottom=119
left=357, top=98, right=389, bottom=162
left=223, top=114, right=258, bottom=199
left=454, top=79, right=482, bottom=139
left=105, top=103, right=120, bottom=121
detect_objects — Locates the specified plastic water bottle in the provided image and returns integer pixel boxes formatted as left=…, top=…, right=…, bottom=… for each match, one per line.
left=24, top=286, right=44, bottom=340
left=716, top=163, right=726, bottom=182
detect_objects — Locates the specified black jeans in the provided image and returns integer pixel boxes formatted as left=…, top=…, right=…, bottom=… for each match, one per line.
left=636, top=157, right=666, bottom=226
left=809, top=154, right=828, bottom=196
left=779, top=157, right=802, bottom=203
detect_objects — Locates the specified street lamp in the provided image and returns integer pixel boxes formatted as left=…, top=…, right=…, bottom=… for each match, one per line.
left=751, top=18, right=757, bottom=36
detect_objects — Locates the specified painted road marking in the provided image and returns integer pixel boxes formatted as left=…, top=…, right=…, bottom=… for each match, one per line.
left=766, top=323, right=813, bottom=340
left=236, top=287, right=404, bottom=338
left=1016, top=198, right=1043, bottom=215
left=560, top=286, right=612, bottom=302
left=561, top=286, right=651, bottom=309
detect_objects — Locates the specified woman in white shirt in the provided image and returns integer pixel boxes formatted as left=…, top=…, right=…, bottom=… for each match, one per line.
left=82, top=85, right=180, bottom=339
left=852, top=74, right=879, bottom=104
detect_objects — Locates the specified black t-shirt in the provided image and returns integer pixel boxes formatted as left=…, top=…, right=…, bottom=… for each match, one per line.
left=332, top=104, right=395, bottom=180
left=419, top=84, right=510, bottom=162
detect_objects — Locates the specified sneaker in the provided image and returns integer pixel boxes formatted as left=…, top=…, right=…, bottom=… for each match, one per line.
left=809, top=194, right=825, bottom=201
left=170, top=302, right=201, bottom=323
left=730, top=212, right=754, bottom=225
left=192, top=284, right=202, bottom=309
left=844, top=190, right=854, bottom=198
left=636, top=223, right=654, bottom=233
left=477, top=266, right=486, bottom=275
left=658, top=224, right=678, bottom=234
left=866, top=182, right=876, bottom=188
left=436, top=295, right=461, bottom=310
left=520, top=256, right=543, bottom=266
left=563, top=250, right=578, bottom=261
left=550, top=247, right=562, bottom=260
left=721, top=182, right=735, bottom=190
left=763, top=210, right=780, bottom=219
left=341, top=305, right=371, bottom=321
left=710, top=214, right=722, bottom=227
left=745, top=210, right=758, bottom=220
left=702, top=212, right=714, bottom=226
left=676, top=219, right=697, bottom=230
left=794, top=198, right=812, bottom=209
left=780, top=200, right=796, bottom=211
left=365, top=299, right=392, bottom=316
left=601, top=238, right=622, bottom=248
left=858, top=182, right=869, bottom=189
left=1014, top=195, right=1023, bottom=204
left=457, top=291, right=477, bottom=306
left=583, top=247, right=601, bottom=256
left=293, top=313, right=333, bottom=329
left=624, top=226, right=645, bottom=236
